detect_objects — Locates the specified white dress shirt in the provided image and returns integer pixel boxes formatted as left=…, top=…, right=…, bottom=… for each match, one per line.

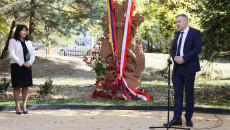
left=8, top=39, right=35, bottom=67
left=177, top=26, right=190, bottom=56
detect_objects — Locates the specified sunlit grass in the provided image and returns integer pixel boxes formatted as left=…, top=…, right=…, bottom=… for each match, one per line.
left=0, top=99, right=163, bottom=106
left=196, top=79, right=230, bottom=86
left=0, top=99, right=229, bottom=109
left=0, top=54, right=230, bottom=109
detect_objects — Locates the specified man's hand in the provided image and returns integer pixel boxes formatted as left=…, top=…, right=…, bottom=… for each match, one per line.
left=174, top=56, right=185, bottom=64
left=23, top=62, right=31, bottom=68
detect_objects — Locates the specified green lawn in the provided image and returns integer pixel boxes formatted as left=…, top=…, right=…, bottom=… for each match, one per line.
left=0, top=54, right=230, bottom=109
left=1, top=78, right=229, bottom=109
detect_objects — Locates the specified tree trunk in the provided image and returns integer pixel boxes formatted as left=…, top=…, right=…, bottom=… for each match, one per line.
left=29, top=0, right=35, bottom=41
left=147, top=39, right=150, bottom=52
left=0, top=20, right=16, bottom=59
left=45, top=25, right=50, bottom=55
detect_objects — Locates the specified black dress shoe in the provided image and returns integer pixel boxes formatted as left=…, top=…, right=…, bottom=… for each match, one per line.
left=16, top=111, right=22, bottom=114
left=15, top=106, right=22, bottom=115
left=186, top=119, right=193, bottom=127
left=22, top=108, right=29, bottom=114
left=163, top=119, right=182, bottom=127
left=23, top=110, right=28, bottom=114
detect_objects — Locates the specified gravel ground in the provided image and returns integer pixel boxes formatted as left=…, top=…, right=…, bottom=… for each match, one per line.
left=0, top=110, right=229, bottom=130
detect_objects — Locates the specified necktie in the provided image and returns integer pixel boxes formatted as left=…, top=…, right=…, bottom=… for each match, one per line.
left=177, top=32, right=184, bottom=56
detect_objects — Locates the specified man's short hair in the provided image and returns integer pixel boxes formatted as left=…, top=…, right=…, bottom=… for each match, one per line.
left=176, top=14, right=188, bottom=21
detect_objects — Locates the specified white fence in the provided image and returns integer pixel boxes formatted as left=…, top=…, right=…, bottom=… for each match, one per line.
left=35, top=50, right=60, bottom=57
left=34, top=37, right=97, bottom=57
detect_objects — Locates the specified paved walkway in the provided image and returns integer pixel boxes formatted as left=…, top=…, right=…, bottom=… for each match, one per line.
left=0, top=110, right=229, bottom=130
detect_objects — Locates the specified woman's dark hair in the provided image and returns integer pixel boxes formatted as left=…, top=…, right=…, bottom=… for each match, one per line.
left=13, top=24, right=29, bottom=41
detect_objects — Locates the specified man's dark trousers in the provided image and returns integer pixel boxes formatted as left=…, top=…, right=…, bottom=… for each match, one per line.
left=172, top=64, right=195, bottom=121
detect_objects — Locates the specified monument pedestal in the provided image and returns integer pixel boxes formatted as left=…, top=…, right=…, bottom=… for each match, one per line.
left=125, top=77, right=141, bottom=90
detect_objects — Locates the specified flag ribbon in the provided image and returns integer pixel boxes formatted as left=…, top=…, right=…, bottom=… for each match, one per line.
left=107, top=0, right=151, bottom=101
left=107, top=0, right=119, bottom=74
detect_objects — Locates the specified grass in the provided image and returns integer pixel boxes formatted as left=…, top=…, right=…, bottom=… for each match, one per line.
left=0, top=99, right=165, bottom=106
left=1, top=78, right=229, bottom=109
left=1, top=99, right=229, bottom=109
left=140, top=76, right=230, bottom=109
left=0, top=53, right=230, bottom=109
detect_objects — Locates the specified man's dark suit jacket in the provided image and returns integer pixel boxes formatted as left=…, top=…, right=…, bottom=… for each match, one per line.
left=171, top=27, right=202, bottom=74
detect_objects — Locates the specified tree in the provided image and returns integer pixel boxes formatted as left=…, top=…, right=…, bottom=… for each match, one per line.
left=0, top=20, right=16, bottom=59
left=0, top=14, right=10, bottom=48
left=0, top=0, right=107, bottom=59
left=135, top=0, right=200, bottom=53
left=29, top=0, right=35, bottom=41
left=0, top=0, right=35, bottom=58
left=189, top=0, right=230, bottom=61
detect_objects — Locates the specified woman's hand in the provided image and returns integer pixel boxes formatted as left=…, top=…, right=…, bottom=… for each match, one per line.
left=22, top=62, right=31, bottom=68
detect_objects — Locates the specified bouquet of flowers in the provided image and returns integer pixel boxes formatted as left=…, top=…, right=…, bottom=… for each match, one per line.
left=83, top=41, right=121, bottom=100
left=83, top=51, right=108, bottom=81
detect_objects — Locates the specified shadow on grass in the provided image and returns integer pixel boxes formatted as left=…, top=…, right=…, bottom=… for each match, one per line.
left=32, top=56, right=95, bottom=79
left=53, top=85, right=95, bottom=99
left=142, top=79, right=230, bottom=108
left=141, top=67, right=166, bottom=81
left=1, top=55, right=229, bottom=109
left=1, top=83, right=229, bottom=109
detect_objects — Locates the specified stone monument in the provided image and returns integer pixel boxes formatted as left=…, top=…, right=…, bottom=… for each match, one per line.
left=99, top=0, right=145, bottom=90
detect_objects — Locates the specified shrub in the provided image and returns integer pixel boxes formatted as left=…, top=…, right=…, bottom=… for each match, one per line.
left=0, top=76, right=10, bottom=94
left=38, top=78, right=54, bottom=98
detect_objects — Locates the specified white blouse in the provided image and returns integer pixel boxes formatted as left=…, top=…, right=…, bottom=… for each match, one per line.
left=8, top=39, right=35, bottom=67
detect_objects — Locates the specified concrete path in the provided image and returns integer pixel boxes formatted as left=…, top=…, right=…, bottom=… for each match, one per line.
left=0, top=110, right=229, bottom=130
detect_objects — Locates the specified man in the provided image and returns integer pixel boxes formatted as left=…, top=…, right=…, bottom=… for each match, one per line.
left=164, top=14, right=202, bottom=127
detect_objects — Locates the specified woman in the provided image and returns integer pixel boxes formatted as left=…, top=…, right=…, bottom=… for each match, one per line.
left=8, top=25, right=35, bottom=114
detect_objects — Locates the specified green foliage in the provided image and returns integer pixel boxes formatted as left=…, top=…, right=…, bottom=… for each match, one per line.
left=91, top=55, right=108, bottom=77
left=189, top=0, right=230, bottom=61
left=0, top=0, right=107, bottom=45
left=0, top=14, right=10, bottom=48
left=1, top=0, right=229, bottom=61
left=0, top=76, right=10, bottom=94
left=38, top=78, right=54, bottom=96
left=83, top=40, right=108, bottom=80
left=83, top=52, right=108, bottom=80
left=136, top=0, right=200, bottom=53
